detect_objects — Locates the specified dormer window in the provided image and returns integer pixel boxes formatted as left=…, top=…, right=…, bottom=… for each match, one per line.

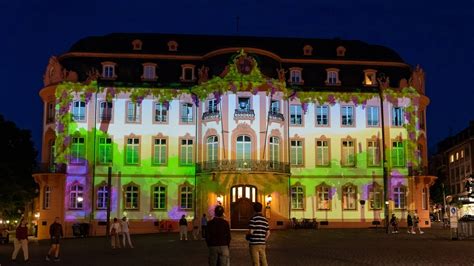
left=363, top=69, right=378, bottom=86
left=337, top=46, right=346, bottom=57
left=289, top=67, right=304, bottom=85
left=142, top=63, right=157, bottom=81
left=132, top=39, right=142, bottom=50
left=168, top=40, right=178, bottom=51
left=303, top=45, right=313, bottom=56
left=325, top=68, right=341, bottom=86
left=101, top=62, right=117, bottom=79
left=180, top=64, right=196, bottom=82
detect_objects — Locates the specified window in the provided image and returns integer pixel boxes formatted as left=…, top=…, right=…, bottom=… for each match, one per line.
left=326, top=69, right=340, bottom=85
left=153, top=138, right=167, bottom=165
left=49, top=140, right=56, bottom=167
left=391, top=141, right=405, bottom=167
left=367, top=140, right=380, bottom=166
left=363, top=70, right=377, bottom=86
left=290, top=140, right=304, bottom=166
left=450, top=154, right=454, bottom=163
left=180, top=139, right=193, bottom=165
left=180, top=103, right=193, bottom=123
left=270, top=100, right=280, bottom=113
left=70, top=137, right=85, bottom=164
left=316, top=140, right=330, bottom=166
left=341, top=106, right=354, bottom=126
left=422, top=188, right=428, bottom=210
left=367, top=106, right=379, bottom=126
left=154, top=103, right=168, bottom=123
left=46, top=102, right=55, bottom=123
left=336, top=46, right=346, bottom=57
left=142, top=64, right=156, bottom=80
left=369, top=184, right=383, bottom=209
left=72, top=101, right=86, bottom=121
left=291, top=185, right=304, bottom=209
left=341, top=139, right=355, bottom=166
left=394, top=186, right=406, bottom=209
left=290, top=105, right=303, bottom=125
left=125, top=138, right=140, bottom=165
left=269, top=137, right=280, bottom=162
left=289, top=68, right=303, bottom=84
left=207, top=136, right=218, bottom=162
left=461, top=150, right=464, bottom=159
left=152, top=186, right=166, bottom=210
left=316, top=185, right=330, bottom=210
left=168, top=40, right=178, bottom=51
left=99, top=101, right=113, bottom=121
left=132, top=39, right=142, bottom=50
left=316, top=105, right=329, bottom=126
left=69, top=184, right=84, bottom=209
left=43, top=186, right=51, bottom=209
left=98, top=137, right=112, bottom=164
left=238, top=97, right=251, bottom=111
left=180, top=185, right=193, bottom=209
left=342, top=185, right=357, bottom=210
left=97, top=185, right=108, bottom=210
left=303, top=45, right=313, bottom=56
left=124, top=184, right=139, bottom=209
left=126, top=102, right=141, bottom=123
left=392, top=107, right=404, bottom=127
left=231, top=185, right=257, bottom=202
left=181, top=65, right=195, bottom=81
left=236, top=136, right=251, bottom=161
left=102, top=64, right=115, bottom=79
left=208, top=99, right=218, bottom=113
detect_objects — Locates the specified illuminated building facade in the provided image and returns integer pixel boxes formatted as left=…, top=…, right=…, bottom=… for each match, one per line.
left=33, top=33, right=435, bottom=239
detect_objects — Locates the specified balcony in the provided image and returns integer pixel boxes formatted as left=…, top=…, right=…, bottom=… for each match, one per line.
left=196, top=160, right=290, bottom=174
left=268, top=111, right=284, bottom=121
left=202, top=111, right=220, bottom=121
left=234, top=109, right=255, bottom=119
left=33, top=163, right=66, bottom=174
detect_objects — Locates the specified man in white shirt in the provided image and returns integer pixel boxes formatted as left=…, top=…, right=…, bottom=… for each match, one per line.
left=121, top=217, right=134, bottom=248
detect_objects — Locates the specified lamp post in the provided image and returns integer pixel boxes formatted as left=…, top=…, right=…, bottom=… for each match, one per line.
left=105, top=164, right=112, bottom=237
left=378, top=74, right=390, bottom=234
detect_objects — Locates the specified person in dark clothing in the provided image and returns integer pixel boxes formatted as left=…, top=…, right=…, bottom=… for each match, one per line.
left=206, top=205, right=231, bottom=266
left=407, top=213, right=414, bottom=234
left=201, top=214, right=208, bottom=239
left=11, top=219, right=29, bottom=262
left=179, top=215, right=188, bottom=240
left=390, top=214, right=399, bottom=233
left=46, top=217, right=63, bottom=261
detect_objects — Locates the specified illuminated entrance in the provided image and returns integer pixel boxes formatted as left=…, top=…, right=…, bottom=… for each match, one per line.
left=230, top=185, right=257, bottom=229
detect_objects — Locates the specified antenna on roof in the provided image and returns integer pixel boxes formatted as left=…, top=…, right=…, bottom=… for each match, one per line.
left=236, top=16, right=240, bottom=34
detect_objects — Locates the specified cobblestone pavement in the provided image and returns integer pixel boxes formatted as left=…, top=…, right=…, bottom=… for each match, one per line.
left=0, top=226, right=473, bottom=266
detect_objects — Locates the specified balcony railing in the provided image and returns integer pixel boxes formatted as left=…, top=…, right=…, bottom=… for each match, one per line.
left=202, top=111, right=220, bottom=120
left=33, top=163, right=66, bottom=174
left=196, top=160, right=290, bottom=174
left=268, top=111, right=284, bottom=121
left=234, top=109, right=255, bottom=119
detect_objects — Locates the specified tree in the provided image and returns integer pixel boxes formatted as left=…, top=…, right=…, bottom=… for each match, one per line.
left=0, top=115, right=37, bottom=220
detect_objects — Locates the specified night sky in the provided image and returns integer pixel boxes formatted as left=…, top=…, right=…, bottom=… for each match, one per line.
left=0, top=0, right=473, bottom=155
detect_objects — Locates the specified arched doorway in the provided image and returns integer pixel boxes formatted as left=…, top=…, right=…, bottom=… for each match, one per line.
left=230, top=185, right=257, bottom=229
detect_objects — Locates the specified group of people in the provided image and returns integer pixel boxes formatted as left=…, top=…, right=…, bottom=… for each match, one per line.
left=389, top=210, right=424, bottom=234
left=109, top=217, right=134, bottom=248
left=11, top=216, right=63, bottom=262
left=178, top=213, right=209, bottom=241
left=204, top=202, right=270, bottom=266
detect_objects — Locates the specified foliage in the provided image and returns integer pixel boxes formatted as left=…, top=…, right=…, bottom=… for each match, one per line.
left=0, top=115, right=37, bottom=219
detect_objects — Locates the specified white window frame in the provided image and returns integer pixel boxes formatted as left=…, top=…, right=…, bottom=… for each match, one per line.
left=69, top=184, right=84, bottom=209
left=341, top=106, right=354, bottom=126
left=180, top=185, right=193, bottom=209
left=102, top=64, right=116, bottom=79
left=98, top=137, right=113, bottom=164
left=72, top=101, right=86, bottom=122
left=342, top=140, right=355, bottom=166
left=207, top=136, right=219, bottom=162
left=391, top=140, right=405, bottom=167
left=290, top=105, right=303, bottom=126
left=126, top=102, right=141, bottom=123
left=325, top=68, right=341, bottom=85
left=363, top=69, right=378, bottom=86
left=316, top=105, right=329, bottom=126
left=291, top=185, right=304, bottom=209
left=99, top=101, right=113, bottom=122
left=152, top=186, right=166, bottom=210
left=153, top=138, right=167, bottom=165
left=180, top=139, right=194, bottom=165
left=97, top=185, right=108, bottom=210
left=269, top=137, right=280, bottom=162
left=124, top=185, right=139, bottom=210
left=142, top=64, right=157, bottom=80
left=154, top=102, right=168, bottom=123
left=289, top=68, right=303, bottom=84
left=317, top=185, right=331, bottom=210
left=290, top=140, right=304, bottom=166
left=367, top=106, right=379, bottom=127
left=316, top=140, right=330, bottom=166
left=181, top=64, right=196, bottom=81
left=394, top=186, right=406, bottom=209
left=43, top=186, right=51, bottom=209
left=236, top=135, right=252, bottom=162
left=342, top=185, right=357, bottom=210
left=70, top=137, right=86, bottom=164
left=392, top=107, right=404, bottom=127
left=125, top=138, right=140, bottom=165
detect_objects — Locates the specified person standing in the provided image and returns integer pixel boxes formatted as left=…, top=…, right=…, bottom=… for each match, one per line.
left=390, top=214, right=399, bottom=233
left=110, top=218, right=122, bottom=248
left=413, top=210, right=424, bottom=234
left=179, top=215, right=188, bottom=240
left=406, top=213, right=414, bottom=234
left=206, top=205, right=231, bottom=266
left=201, top=213, right=208, bottom=239
left=46, top=217, right=63, bottom=261
left=11, top=219, right=28, bottom=262
left=247, top=202, right=270, bottom=266
left=121, top=217, right=134, bottom=248
left=192, top=217, right=200, bottom=240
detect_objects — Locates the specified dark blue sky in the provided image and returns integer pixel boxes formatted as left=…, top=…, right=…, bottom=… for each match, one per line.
left=1, top=0, right=473, bottom=154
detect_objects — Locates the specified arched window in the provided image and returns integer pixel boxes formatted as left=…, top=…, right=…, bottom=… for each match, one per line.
left=269, top=137, right=280, bottom=162
left=124, top=184, right=139, bottom=210
left=231, top=185, right=257, bottom=202
left=97, top=184, right=108, bottom=210
left=342, top=184, right=357, bottom=210
left=369, top=183, right=383, bottom=210
left=69, top=184, right=84, bottom=209
left=236, top=135, right=251, bottom=161
left=180, top=185, right=193, bottom=209
left=207, top=136, right=219, bottom=162
left=316, top=184, right=331, bottom=210
left=43, top=186, right=51, bottom=209
left=394, top=186, right=407, bottom=209
left=152, top=185, right=166, bottom=210
left=291, top=184, right=304, bottom=210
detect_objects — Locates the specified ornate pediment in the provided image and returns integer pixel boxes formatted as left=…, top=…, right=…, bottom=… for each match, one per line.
left=409, top=65, right=425, bottom=94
